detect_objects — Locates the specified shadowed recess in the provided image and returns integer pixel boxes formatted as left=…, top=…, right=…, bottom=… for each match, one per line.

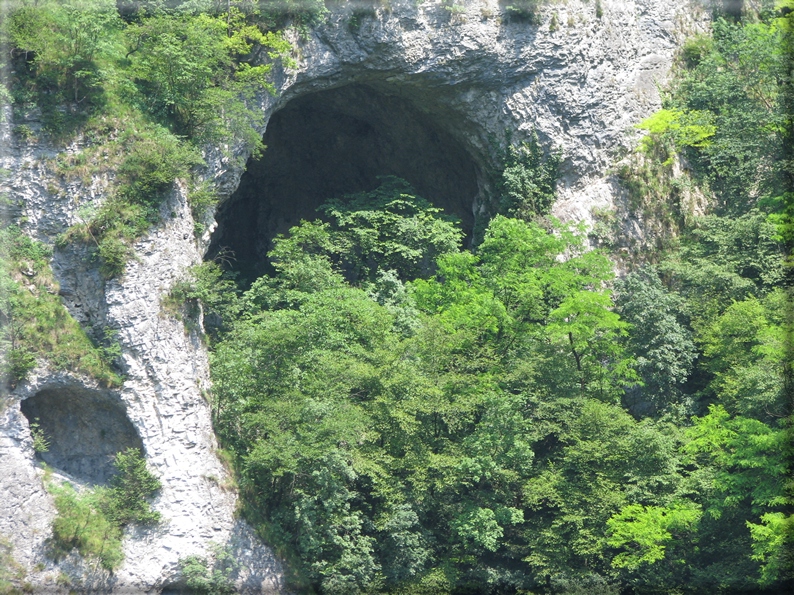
left=21, top=387, right=143, bottom=485
left=208, top=84, right=480, bottom=281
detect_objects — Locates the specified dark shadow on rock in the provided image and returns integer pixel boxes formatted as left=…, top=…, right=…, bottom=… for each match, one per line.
left=20, top=385, right=142, bottom=485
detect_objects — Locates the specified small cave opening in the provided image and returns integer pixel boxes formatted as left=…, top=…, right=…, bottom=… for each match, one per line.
left=20, top=387, right=143, bottom=485
left=208, top=84, right=482, bottom=281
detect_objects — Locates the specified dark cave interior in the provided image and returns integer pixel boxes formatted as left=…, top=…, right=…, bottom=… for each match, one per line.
left=21, top=386, right=144, bottom=485
left=208, top=84, right=481, bottom=281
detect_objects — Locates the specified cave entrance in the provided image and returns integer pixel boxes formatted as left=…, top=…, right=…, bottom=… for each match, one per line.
left=21, top=387, right=143, bottom=485
left=208, top=84, right=481, bottom=281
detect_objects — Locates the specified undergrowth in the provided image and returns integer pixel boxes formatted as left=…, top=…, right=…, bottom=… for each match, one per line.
left=0, top=536, right=27, bottom=595
left=4, top=0, right=293, bottom=279
left=613, top=133, right=704, bottom=265
left=46, top=448, right=161, bottom=571
left=0, top=226, right=121, bottom=387
left=57, top=125, right=203, bottom=278
left=178, top=543, right=238, bottom=595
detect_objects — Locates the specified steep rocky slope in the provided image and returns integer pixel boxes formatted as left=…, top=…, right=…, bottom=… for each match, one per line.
left=0, top=1, right=706, bottom=591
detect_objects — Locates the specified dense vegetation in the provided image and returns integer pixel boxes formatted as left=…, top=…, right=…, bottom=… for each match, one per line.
left=0, top=1, right=791, bottom=594
left=199, top=4, right=791, bottom=593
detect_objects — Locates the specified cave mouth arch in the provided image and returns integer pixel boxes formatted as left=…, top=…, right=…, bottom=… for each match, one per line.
left=20, top=386, right=143, bottom=485
left=208, top=84, right=482, bottom=282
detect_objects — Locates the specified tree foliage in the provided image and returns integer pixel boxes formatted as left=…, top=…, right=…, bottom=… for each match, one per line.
left=648, top=15, right=789, bottom=217
left=4, top=2, right=791, bottom=592
left=208, top=197, right=679, bottom=592
left=125, top=7, right=291, bottom=151
left=496, top=132, right=561, bottom=221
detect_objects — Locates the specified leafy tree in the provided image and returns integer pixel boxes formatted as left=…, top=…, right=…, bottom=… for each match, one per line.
left=260, top=177, right=463, bottom=288
left=5, top=0, right=121, bottom=131
left=665, top=17, right=788, bottom=215
left=700, top=292, right=787, bottom=420
left=522, top=400, right=684, bottom=586
left=660, top=210, right=785, bottom=324
left=614, top=268, right=697, bottom=417
left=415, top=216, right=633, bottom=399
left=686, top=405, right=788, bottom=515
left=747, top=511, right=794, bottom=587
left=496, top=132, right=561, bottom=221
left=318, top=176, right=464, bottom=283
left=606, top=501, right=702, bottom=570
left=210, top=212, right=649, bottom=592
left=682, top=404, right=792, bottom=588
left=125, top=8, right=291, bottom=152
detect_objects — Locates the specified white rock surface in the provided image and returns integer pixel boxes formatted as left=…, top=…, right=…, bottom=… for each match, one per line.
left=0, top=1, right=707, bottom=591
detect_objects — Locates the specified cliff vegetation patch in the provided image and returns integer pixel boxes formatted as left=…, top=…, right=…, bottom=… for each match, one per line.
left=45, top=448, right=161, bottom=571
left=0, top=226, right=121, bottom=386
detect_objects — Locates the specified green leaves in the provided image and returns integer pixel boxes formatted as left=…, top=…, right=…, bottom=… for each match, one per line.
left=47, top=448, right=160, bottom=570
left=106, top=448, right=162, bottom=526
left=685, top=405, right=789, bottom=513
left=607, top=502, right=702, bottom=570
left=126, top=10, right=291, bottom=151
left=614, top=268, right=696, bottom=415
left=116, top=127, right=202, bottom=210
left=637, top=109, right=716, bottom=150
left=747, top=512, right=794, bottom=586
left=6, top=0, right=121, bottom=115
left=49, top=482, right=125, bottom=571
left=0, top=226, right=121, bottom=386
left=700, top=293, right=787, bottom=419
left=667, top=18, right=788, bottom=215
left=179, top=543, right=238, bottom=595
left=496, top=132, right=561, bottom=221
left=319, top=177, right=464, bottom=283
left=453, top=506, right=523, bottom=553
left=209, top=210, right=651, bottom=591
left=63, top=125, right=202, bottom=278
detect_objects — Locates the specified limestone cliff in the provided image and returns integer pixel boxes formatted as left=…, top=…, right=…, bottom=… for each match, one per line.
left=0, top=1, right=707, bottom=591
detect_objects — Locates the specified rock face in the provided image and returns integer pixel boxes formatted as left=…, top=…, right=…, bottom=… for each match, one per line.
left=0, top=1, right=706, bottom=591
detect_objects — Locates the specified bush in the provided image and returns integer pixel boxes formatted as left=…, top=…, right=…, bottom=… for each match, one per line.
left=49, top=482, right=124, bottom=571
left=179, top=544, right=238, bottom=595
left=187, top=182, right=219, bottom=238
left=164, top=261, right=240, bottom=339
left=96, top=236, right=130, bottom=279
left=116, top=131, right=202, bottom=212
left=48, top=448, right=160, bottom=570
left=105, top=448, right=162, bottom=526
left=5, top=0, right=121, bottom=134
left=497, top=131, right=561, bottom=221
left=501, top=0, right=541, bottom=23
left=126, top=10, right=291, bottom=151
left=257, top=0, right=329, bottom=30
left=63, top=126, right=202, bottom=278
